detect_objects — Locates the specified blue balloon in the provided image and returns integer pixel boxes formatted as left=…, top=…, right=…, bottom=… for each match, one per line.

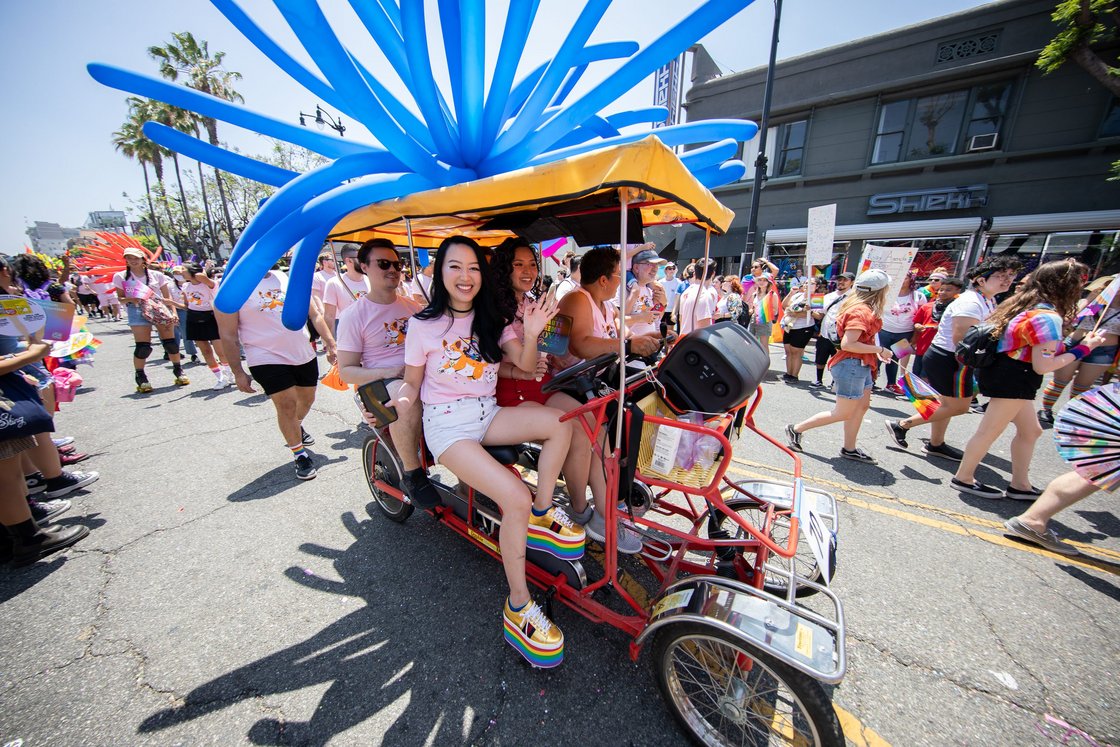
left=273, top=0, right=446, bottom=184
left=552, top=42, right=640, bottom=107
left=485, top=0, right=755, bottom=171
left=281, top=227, right=330, bottom=330
left=88, top=63, right=372, bottom=160
left=142, top=122, right=297, bottom=188
left=417, top=249, right=430, bottom=267
left=680, top=138, right=741, bottom=172
left=606, top=107, right=669, bottom=129
left=349, top=51, right=436, bottom=153
left=692, top=160, right=748, bottom=190
left=452, top=0, right=486, bottom=165
left=400, top=0, right=466, bottom=169
left=209, top=0, right=348, bottom=117
left=479, top=1, right=540, bottom=153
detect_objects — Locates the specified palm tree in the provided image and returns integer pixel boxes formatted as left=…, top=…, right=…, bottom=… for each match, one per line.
left=149, top=32, right=243, bottom=249
left=112, top=100, right=167, bottom=251
left=140, top=100, right=202, bottom=255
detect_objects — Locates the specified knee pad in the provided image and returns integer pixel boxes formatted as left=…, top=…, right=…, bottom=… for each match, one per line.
left=134, top=342, right=153, bottom=360
left=160, top=338, right=180, bottom=356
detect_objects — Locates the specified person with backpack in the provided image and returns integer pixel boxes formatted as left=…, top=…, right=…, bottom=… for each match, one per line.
left=811, top=272, right=854, bottom=389
left=884, top=257, right=1020, bottom=460
left=786, top=269, right=894, bottom=462
left=950, top=261, right=1108, bottom=498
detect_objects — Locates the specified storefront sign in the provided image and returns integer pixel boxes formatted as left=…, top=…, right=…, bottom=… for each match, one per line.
left=867, top=185, right=988, bottom=216
left=652, top=58, right=680, bottom=128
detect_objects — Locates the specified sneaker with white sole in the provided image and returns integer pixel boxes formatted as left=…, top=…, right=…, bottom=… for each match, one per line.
left=1004, top=485, right=1043, bottom=501
left=1003, top=517, right=1079, bottom=556
left=884, top=420, right=909, bottom=449
left=950, top=477, right=1002, bottom=498
left=840, top=447, right=876, bottom=463
left=300, top=427, right=315, bottom=446
left=25, top=472, right=47, bottom=496
left=294, top=455, right=317, bottom=481
left=43, top=471, right=99, bottom=499
left=584, top=509, right=643, bottom=554
left=924, top=442, right=964, bottom=461
left=503, top=598, right=563, bottom=668
left=30, top=498, right=71, bottom=526
left=52, top=437, right=75, bottom=448
left=785, top=424, right=803, bottom=452
left=567, top=504, right=594, bottom=526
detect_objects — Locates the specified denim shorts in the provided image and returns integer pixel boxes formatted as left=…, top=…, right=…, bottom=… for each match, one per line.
left=830, top=357, right=873, bottom=400
left=422, top=396, right=500, bottom=463
left=125, top=303, right=150, bottom=328
left=1083, top=344, right=1119, bottom=365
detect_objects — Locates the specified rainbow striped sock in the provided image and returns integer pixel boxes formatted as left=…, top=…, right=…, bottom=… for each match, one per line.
left=1040, top=379, right=1068, bottom=413
left=1070, top=381, right=1095, bottom=399
left=289, top=443, right=308, bottom=460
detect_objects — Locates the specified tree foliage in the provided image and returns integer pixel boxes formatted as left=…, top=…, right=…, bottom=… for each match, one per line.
left=1037, top=0, right=1120, bottom=96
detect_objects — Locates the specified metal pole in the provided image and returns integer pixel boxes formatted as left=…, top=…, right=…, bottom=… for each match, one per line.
left=616, top=192, right=631, bottom=451
left=405, top=218, right=428, bottom=303
left=742, top=0, right=783, bottom=278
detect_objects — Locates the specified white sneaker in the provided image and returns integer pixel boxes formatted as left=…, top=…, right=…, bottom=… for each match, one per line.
left=220, top=367, right=234, bottom=387
left=584, top=509, right=643, bottom=554
left=212, top=373, right=226, bottom=390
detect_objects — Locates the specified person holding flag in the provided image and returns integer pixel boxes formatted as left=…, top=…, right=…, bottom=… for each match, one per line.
left=1038, top=274, right=1119, bottom=423
left=747, top=272, right=782, bottom=348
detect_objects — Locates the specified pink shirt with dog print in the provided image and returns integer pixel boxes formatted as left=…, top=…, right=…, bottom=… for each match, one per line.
left=336, top=295, right=421, bottom=370
left=404, top=312, right=517, bottom=404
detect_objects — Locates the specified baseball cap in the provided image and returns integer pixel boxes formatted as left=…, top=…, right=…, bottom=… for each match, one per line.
left=838, top=271, right=856, bottom=281
left=631, top=248, right=666, bottom=267
left=122, top=247, right=144, bottom=259
left=855, top=269, right=890, bottom=292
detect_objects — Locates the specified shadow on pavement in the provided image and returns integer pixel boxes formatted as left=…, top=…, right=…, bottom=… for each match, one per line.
left=1074, top=510, right=1120, bottom=541
left=227, top=454, right=349, bottom=502
left=1056, top=564, right=1120, bottom=604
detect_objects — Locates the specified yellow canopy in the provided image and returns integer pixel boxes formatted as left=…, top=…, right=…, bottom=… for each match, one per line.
left=328, top=136, right=734, bottom=248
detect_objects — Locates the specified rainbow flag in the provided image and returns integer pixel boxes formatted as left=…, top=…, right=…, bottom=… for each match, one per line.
left=900, top=370, right=941, bottom=420
left=756, top=292, right=782, bottom=324
left=1076, top=276, right=1120, bottom=323
left=810, top=293, right=826, bottom=310
left=890, top=339, right=914, bottom=359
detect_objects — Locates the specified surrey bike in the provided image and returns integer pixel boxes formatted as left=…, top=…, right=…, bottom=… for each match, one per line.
left=338, top=138, right=847, bottom=746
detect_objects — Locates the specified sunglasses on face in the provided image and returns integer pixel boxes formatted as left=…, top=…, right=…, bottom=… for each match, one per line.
left=373, top=259, right=402, bottom=271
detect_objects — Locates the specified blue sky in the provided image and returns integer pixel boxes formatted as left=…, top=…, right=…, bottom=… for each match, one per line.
left=0, top=0, right=995, bottom=251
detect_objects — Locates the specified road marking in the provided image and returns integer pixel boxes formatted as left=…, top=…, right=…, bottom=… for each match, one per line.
left=726, top=464, right=1120, bottom=577
left=835, top=704, right=892, bottom=747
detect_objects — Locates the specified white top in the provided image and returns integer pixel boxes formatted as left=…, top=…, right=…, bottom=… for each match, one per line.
left=930, top=289, right=996, bottom=353
left=784, top=290, right=816, bottom=330
left=408, top=273, right=433, bottom=302
left=628, top=283, right=661, bottom=337
left=311, top=269, right=337, bottom=301
left=336, top=294, right=421, bottom=370
left=238, top=271, right=315, bottom=367
left=678, top=283, right=718, bottom=335
left=881, top=290, right=920, bottom=334
left=112, top=269, right=169, bottom=300
left=554, top=277, right=578, bottom=300
left=323, top=273, right=371, bottom=314
left=660, top=278, right=685, bottom=311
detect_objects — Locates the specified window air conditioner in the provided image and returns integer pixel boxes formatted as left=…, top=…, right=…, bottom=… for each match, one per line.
left=967, top=132, right=999, bottom=152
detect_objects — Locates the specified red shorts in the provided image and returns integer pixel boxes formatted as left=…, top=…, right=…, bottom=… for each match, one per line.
left=495, top=373, right=553, bottom=407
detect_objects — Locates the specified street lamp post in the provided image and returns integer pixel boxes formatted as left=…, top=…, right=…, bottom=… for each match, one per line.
left=299, top=104, right=345, bottom=137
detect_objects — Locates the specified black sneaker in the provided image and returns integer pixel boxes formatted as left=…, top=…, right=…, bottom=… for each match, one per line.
left=970, top=401, right=987, bottom=414
left=403, top=469, right=441, bottom=509
left=809, top=381, right=827, bottom=390
left=781, top=374, right=798, bottom=383
left=951, top=477, right=1002, bottom=498
left=295, top=455, right=317, bottom=481
left=924, top=442, right=964, bottom=461
left=25, top=472, right=47, bottom=496
left=884, top=420, right=909, bottom=449
left=11, top=524, right=90, bottom=567
left=785, top=424, right=803, bottom=452
left=840, top=447, right=876, bottom=463
left=300, top=427, right=315, bottom=446
left=43, top=471, right=99, bottom=499
left=29, top=499, right=71, bottom=526
left=1037, top=408, right=1054, bottom=424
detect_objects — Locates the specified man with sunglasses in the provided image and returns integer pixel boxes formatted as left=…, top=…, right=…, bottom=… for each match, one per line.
left=336, top=239, right=439, bottom=508
left=322, top=243, right=371, bottom=332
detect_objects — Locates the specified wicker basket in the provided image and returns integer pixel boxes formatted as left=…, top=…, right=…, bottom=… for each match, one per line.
left=635, top=393, right=728, bottom=490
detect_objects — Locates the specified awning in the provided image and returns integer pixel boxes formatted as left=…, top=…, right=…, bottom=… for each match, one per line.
left=764, top=217, right=982, bottom=245
left=990, top=210, right=1120, bottom=234
left=327, top=137, right=735, bottom=248
left=678, top=226, right=749, bottom=259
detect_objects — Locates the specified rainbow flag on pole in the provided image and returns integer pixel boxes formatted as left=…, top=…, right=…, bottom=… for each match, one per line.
left=1076, top=276, right=1119, bottom=323
left=900, top=370, right=941, bottom=420
left=756, top=292, right=782, bottom=324
left=810, top=293, right=826, bottom=310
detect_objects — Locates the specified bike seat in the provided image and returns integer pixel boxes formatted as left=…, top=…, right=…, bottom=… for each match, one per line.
left=482, top=444, right=521, bottom=465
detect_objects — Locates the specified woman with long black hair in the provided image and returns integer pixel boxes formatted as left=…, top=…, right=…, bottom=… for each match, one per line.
left=401, top=235, right=578, bottom=667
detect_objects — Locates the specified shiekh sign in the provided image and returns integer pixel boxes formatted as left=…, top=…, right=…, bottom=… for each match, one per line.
left=867, top=185, right=988, bottom=216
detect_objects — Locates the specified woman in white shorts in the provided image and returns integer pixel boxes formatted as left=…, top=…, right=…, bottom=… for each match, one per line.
left=401, top=235, right=580, bottom=668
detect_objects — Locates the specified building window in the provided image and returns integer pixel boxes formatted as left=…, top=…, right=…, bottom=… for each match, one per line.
left=872, top=81, right=1012, bottom=164
left=1101, top=99, right=1120, bottom=138
left=775, top=120, right=807, bottom=176
left=935, top=32, right=1000, bottom=64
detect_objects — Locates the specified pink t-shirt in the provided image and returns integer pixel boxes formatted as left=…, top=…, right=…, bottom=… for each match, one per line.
left=678, top=282, right=718, bottom=335
left=183, top=280, right=216, bottom=311
left=112, top=269, right=170, bottom=300
left=322, top=274, right=370, bottom=314
left=311, top=269, right=336, bottom=301
left=551, top=287, right=618, bottom=371
left=336, top=295, right=421, bottom=370
left=404, top=312, right=517, bottom=404
left=238, top=271, right=315, bottom=367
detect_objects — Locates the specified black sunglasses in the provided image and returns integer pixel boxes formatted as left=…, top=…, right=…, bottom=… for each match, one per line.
left=373, top=259, right=402, bottom=271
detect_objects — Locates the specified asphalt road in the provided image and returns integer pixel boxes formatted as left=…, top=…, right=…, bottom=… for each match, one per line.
left=1, top=320, right=1117, bottom=747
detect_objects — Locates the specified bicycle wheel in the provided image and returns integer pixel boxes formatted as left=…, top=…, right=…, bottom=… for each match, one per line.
left=362, top=434, right=413, bottom=523
left=708, top=498, right=835, bottom=598
left=652, top=622, right=844, bottom=747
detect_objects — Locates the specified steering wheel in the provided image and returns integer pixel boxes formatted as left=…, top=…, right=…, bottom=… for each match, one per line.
left=542, top=353, right=618, bottom=396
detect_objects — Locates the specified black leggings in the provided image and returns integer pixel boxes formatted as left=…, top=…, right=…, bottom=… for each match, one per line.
left=815, top=338, right=836, bottom=367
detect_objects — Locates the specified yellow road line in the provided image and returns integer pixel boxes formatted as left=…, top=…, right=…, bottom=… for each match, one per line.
left=835, top=704, right=892, bottom=747
left=726, top=465, right=1120, bottom=577
left=730, top=457, right=1120, bottom=564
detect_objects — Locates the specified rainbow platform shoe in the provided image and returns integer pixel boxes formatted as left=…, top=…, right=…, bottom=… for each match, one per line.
left=503, top=598, right=564, bottom=668
left=527, top=505, right=585, bottom=560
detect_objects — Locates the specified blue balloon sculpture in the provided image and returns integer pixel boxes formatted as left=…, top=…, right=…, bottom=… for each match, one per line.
left=91, top=0, right=759, bottom=328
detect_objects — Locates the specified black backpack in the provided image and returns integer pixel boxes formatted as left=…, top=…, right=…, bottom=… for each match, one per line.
left=955, top=322, right=1000, bottom=368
